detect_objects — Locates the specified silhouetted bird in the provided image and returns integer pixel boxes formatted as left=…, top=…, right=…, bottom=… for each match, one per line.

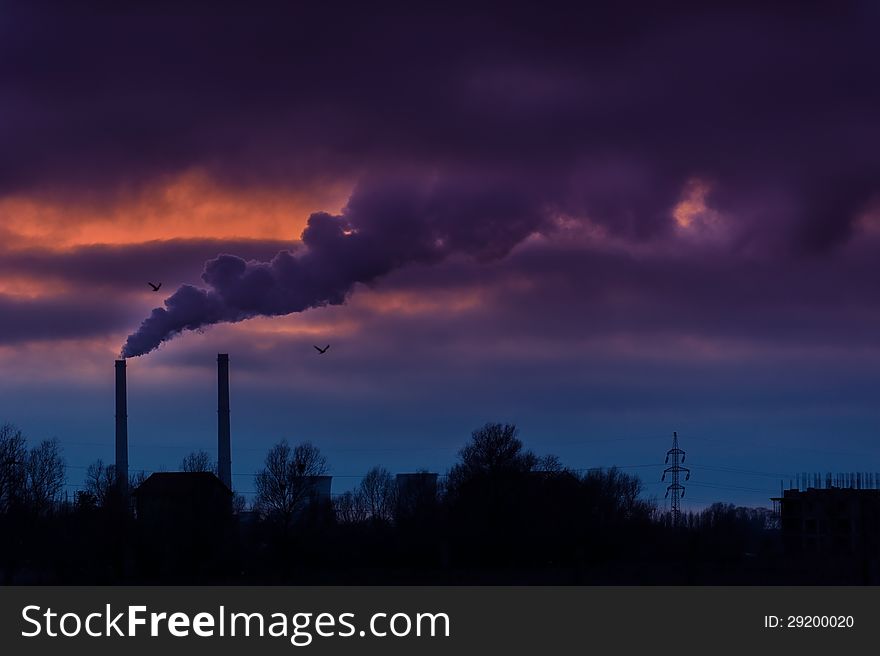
left=314, top=345, right=330, bottom=354
left=148, top=282, right=162, bottom=291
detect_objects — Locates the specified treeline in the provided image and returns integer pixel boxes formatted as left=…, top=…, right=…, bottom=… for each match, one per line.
left=0, top=420, right=838, bottom=584
left=0, top=424, right=65, bottom=516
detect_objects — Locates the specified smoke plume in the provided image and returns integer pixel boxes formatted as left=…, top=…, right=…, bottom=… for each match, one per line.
left=121, top=177, right=549, bottom=357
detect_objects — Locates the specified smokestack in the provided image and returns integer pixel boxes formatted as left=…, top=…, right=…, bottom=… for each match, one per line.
left=114, top=359, right=129, bottom=495
left=217, top=353, right=232, bottom=490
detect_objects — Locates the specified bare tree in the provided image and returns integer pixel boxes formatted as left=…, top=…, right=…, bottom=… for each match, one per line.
left=458, top=423, right=528, bottom=472
left=26, top=439, right=65, bottom=514
left=533, top=453, right=565, bottom=474
left=254, top=440, right=328, bottom=526
left=360, top=466, right=395, bottom=521
left=232, top=493, right=248, bottom=514
left=447, top=423, right=543, bottom=492
left=0, top=423, right=28, bottom=514
left=180, top=450, right=215, bottom=473
left=582, top=466, right=653, bottom=522
left=129, top=470, right=146, bottom=489
left=334, top=490, right=369, bottom=523
left=83, top=459, right=116, bottom=507
left=83, top=460, right=146, bottom=508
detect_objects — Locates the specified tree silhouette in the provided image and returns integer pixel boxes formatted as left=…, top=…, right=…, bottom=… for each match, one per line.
left=180, top=450, right=215, bottom=473
left=129, top=470, right=146, bottom=489
left=254, top=440, right=328, bottom=527
left=582, top=466, right=652, bottom=522
left=84, top=459, right=117, bottom=507
left=83, top=460, right=143, bottom=507
left=334, top=489, right=369, bottom=523
left=232, top=493, right=248, bottom=514
left=360, top=466, right=395, bottom=522
left=445, top=423, right=568, bottom=567
left=25, top=438, right=65, bottom=515
left=333, top=466, right=397, bottom=524
left=0, top=423, right=28, bottom=514
left=447, top=423, right=543, bottom=493
left=0, top=415, right=832, bottom=584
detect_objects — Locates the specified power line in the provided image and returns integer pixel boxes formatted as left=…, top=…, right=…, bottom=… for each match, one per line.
left=681, top=434, right=878, bottom=460
left=688, top=481, right=776, bottom=494
left=686, top=463, right=792, bottom=479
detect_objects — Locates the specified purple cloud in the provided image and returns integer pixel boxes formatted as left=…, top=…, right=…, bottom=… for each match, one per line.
left=0, top=294, right=131, bottom=344
left=0, top=238, right=290, bottom=290
left=2, top=2, right=879, bottom=254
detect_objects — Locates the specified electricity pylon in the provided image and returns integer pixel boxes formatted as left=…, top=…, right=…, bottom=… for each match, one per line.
left=662, top=431, right=690, bottom=525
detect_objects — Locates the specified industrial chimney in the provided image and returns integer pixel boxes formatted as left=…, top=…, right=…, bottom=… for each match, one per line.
left=115, top=359, right=129, bottom=494
left=217, top=354, right=232, bottom=490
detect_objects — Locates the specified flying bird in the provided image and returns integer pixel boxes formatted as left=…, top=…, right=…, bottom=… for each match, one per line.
left=148, top=282, right=162, bottom=292
left=314, top=345, right=330, bottom=354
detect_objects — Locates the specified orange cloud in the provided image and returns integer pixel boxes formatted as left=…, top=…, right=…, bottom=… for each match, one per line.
left=0, top=275, right=67, bottom=298
left=673, top=178, right=711, bottom=229
left=0, top=169, right=352, bottom=250
left=352, top=287, right=487, bottom=316
left=236, top=313, right=364, bottom=339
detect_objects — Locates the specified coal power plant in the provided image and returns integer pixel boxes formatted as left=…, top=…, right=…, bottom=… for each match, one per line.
left=112, top=352, right=341, bottom=534
left=113, top=353, right=258, bottom=499
left=107, top=355, right=243, bottom=579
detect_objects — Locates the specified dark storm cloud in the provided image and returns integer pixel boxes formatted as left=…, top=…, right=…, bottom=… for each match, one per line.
left=0, top=238, right=291, bottom=290
left=482, top=241, right=880, bottom=349
left=3, top=1, right=880, bottom=355
left=314, top=236, right=880, bottom=356
left=3, top=1, right=880, bottom=251
left=0, top=294, right=131, bottom=343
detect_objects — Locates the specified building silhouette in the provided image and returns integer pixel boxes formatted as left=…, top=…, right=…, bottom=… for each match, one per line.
left=774, top=486, right=880, bottom=556
left=132, top=471, right=234, bottom=579
left=396, top=472, right=438, bottom=521
left=134, top=472, right=233, bottom=523
left=296, top=475, right=333, bottom=512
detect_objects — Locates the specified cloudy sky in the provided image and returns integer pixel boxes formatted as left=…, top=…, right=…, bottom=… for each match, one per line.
left=2, top=1, right=880, bottom=508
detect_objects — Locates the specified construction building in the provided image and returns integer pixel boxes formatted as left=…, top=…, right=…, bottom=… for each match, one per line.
left=773, top=482, right=880, bottom=556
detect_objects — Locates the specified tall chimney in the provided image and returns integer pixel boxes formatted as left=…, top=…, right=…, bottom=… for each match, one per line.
left=114, top=359, right=129, bottom=494
left=217, top=353, right=232, bottom=489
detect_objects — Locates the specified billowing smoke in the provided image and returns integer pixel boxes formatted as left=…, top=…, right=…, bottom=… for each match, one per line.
left=121, top=177, right=550, bottom=357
